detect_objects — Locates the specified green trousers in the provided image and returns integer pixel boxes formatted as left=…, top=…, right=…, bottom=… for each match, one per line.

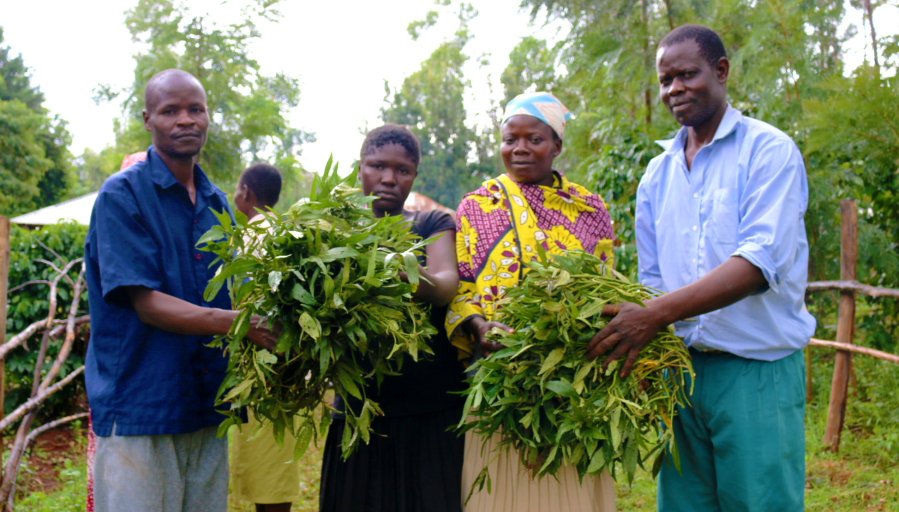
left=658, top=349, right=806, bottom=512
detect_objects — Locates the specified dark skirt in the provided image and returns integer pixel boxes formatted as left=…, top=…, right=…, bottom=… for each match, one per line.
left=319, top=406, right=464, bottom=512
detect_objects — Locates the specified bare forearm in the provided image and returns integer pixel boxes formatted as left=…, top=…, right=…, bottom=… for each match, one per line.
left=128, top=288, right=236, bottom=336
left=645, top=256, right=767, bottom=325
left=413, top=268, right=459, bottom=306
left=414, top=230, right=459, bottom=306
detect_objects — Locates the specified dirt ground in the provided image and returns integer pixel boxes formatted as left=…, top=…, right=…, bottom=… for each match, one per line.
left=14, top=425, right=86, bottom=496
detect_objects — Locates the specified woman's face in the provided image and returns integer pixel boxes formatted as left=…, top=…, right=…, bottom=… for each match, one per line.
left=501, top=115, right=561, bottom=186
left=360, top=142, right=418, bottom=216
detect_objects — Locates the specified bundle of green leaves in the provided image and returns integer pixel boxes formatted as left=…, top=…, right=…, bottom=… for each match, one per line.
left=460, top=250, right=693, bottom=487
left=200, top=160, right=436, bottom=458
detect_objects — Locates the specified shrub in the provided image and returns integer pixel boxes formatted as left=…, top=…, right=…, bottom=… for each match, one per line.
left=5, top=222, right=88, bottom=420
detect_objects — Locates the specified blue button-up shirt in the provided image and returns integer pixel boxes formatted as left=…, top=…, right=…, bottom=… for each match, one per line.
left=636, top=106, right=816, bottom=361
left=85, top=147, right=233, bottom=436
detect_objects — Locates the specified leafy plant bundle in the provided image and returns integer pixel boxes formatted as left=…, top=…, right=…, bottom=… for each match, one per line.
left=460, top=250, right=694, bottom=486
left=200, top=159, right=436, bottom=458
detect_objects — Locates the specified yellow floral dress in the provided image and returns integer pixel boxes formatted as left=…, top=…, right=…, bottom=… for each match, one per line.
left=448, top=171, right=615, bottom=355
left=448, top=172, right=617, bottom=512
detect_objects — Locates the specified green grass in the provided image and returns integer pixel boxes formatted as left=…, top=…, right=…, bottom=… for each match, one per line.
left=17, top=351, right=899, bottom=511
left=15, top=427, right=88, bottom=512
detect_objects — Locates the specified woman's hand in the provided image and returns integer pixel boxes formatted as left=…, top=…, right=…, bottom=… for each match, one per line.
left=464, top=315, right=514, bottom=356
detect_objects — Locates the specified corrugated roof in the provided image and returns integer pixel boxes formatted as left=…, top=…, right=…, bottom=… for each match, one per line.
left=11, top=190, right=454, bottom=227
left=11, top=151, right=146, bottom=227
left=10, top=192, right=97, bottom=226
left=12, top=149, right=453, bottom=226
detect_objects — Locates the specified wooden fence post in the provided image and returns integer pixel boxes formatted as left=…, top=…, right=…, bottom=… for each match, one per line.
left=0, top=217, right=10, bottom=478
left=823, top=200, right=858, bottom=451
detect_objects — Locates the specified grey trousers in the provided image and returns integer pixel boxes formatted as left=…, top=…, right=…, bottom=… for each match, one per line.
left=94, top=424, right=228, bottom=512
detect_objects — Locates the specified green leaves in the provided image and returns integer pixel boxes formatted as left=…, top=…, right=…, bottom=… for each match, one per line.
left=459, top=250, right=693, bottom=485
left=200, top=160, right=436, bottom=458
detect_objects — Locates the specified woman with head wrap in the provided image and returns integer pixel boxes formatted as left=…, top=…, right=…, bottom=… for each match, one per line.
left=448, top=92, right=617, bottom=511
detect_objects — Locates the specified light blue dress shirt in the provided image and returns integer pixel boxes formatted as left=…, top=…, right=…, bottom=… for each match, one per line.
left=636, top=105, right=816, bottom=361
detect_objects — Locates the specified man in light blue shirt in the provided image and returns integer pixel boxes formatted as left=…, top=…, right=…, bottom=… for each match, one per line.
left=587, top=24, right=815, bottom=511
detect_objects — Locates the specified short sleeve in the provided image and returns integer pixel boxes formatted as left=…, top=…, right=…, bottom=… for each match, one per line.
left=412, top=209, right=455, bottom=238
left=90, top=183, right=164, bottom=303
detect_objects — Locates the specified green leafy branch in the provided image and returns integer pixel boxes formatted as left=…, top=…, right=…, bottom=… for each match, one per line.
left=459, top=250, right=694, bottom=489
left=200, top=158, right=436, bottom=458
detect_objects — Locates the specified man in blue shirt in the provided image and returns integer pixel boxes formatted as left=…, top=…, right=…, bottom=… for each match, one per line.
left=587, top=25, right=816, bottom=511
left=85, top=69, right=276, bottom=512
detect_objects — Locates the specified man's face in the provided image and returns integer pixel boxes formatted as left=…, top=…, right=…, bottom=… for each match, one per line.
left=656, top=39, right=728, bottom=130
left=143, top=74, right=209, bottom=160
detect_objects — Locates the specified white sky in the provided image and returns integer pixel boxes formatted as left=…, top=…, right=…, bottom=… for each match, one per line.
left=1, top=1, right=894, bottom=174
left=0, top=0, right=565, bottom=172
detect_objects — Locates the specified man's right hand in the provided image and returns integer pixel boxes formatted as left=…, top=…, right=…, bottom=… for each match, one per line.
left=246, top=315, right=279, bottom=351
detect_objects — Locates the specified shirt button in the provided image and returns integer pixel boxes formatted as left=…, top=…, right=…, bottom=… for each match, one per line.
left=194, top=218, right=200, bottom=225
left=693, top=193, right=699, bottom=198
left=194, top=253, right=203, bottom=261
left=692, top=225, right=698, bottom=231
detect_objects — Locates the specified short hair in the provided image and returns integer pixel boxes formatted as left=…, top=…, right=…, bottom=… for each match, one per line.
left=360, top=124, right=421, bottom=167
left=659, top=24, right=727, bottom=68
left=240, top=163, right=282, bottom=208
left=144, top=69, right=204, bottom=110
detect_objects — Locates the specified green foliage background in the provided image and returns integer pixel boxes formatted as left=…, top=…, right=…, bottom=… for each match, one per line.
left=5, top=223, right=89, bottom=419
left=0, top=28, right=75, bottom=217
left=1, top=0, right=897, bottom=507
left=503, top=0, right=899, bottom=348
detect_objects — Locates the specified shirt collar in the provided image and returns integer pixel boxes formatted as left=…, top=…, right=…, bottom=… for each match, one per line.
left=146, top=146, right=216, bottom=198
left=656, top=104, right=742, bottom=153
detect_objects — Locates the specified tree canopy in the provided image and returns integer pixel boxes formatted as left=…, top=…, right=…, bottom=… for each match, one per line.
left=381, top=3, right=490, bottom=209
left=508, top=0, right=898, bottom=347
left=0, top=28, right=74, bottom=216
left=93, top=0, right=313, bottom=204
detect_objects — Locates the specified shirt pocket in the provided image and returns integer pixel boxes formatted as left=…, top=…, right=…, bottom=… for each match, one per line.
left=707, top=188, right=739, bottom=247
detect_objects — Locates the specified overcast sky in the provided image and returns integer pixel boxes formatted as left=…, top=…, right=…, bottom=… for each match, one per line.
left=1, top=0, right=565, bottom=172
left=2, top=1, right=894, bottom=174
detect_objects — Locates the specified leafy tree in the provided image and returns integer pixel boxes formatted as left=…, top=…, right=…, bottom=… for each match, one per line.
left=71, top=147, right=128, bottom=197
left=96, top=0, right=313, bottom=203
left=518, top=0, right=898, bottom=347
left=382, top=3, right=492, bottom=209
left=0, top=29, right=43, bottom=110
left=0, top=101, right=53, bottom=214
left=5, top=223, right=89, bottom=419
left=501, top=36, right=559, bottom=106
left=382, top=40, right=480, bottom=209
left=0, top=28, right=74, bottom=215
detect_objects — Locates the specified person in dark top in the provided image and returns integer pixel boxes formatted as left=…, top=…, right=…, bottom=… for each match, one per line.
left=319, top=124, right=465, bottom=512
left=84, top=69, right=277, bottom=512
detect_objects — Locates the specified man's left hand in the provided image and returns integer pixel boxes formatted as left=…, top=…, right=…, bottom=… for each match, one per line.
left=586, top=302, right=667, bottom=378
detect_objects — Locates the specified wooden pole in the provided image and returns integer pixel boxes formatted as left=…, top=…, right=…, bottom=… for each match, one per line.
left=0, top=217, right=10, bottom=478
left=823, top=200, right=857, bottom=451
left=810, top=338, right=899, bottom=364
left=806, top=280, right=899, bottom=298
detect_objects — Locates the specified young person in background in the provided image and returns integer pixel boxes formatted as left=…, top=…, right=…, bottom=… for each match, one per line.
left=230, top=163, right=302, bottom=512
